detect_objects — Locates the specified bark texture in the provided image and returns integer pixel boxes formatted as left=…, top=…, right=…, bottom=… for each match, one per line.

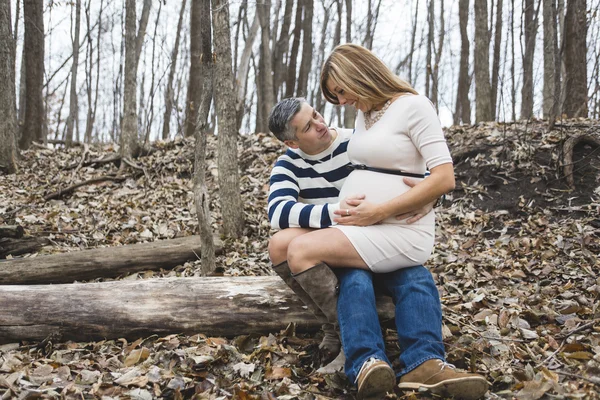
left=19, top=0, right=44, bottom=150
left=212, top=0, right=244, bottom=238
left=563, top=0, right=588, bottom=117
left=120, top=0, right=140, bottom=160
left=455, top=0, right=471, bottom=125
left=521, top=0, right=538, bottom=120
left=0, top=235, right=223, bottom=285
left=474, top=0, right=492, bottom=122
left=543, top=0, right=557, bottom=119
left=0, top=276, right=395, bottom=344
left=65, top=0, right=81, bottom=147
left=193, top=0, right=216, bottom=275
left=0, top=0, right=18, bottom=173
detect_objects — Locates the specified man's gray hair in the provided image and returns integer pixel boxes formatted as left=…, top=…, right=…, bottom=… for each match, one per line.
left=268, top=97, right=306, bottom=142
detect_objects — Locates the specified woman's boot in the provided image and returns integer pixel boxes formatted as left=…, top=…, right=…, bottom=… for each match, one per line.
left=272, top=261, right=341, bottom=363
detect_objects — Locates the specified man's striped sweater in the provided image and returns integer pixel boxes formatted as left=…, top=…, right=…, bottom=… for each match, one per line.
left=267, top=128, right=353, bottom=229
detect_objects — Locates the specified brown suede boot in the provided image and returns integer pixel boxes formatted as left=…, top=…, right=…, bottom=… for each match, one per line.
left=356, top=357, right=396, bottom=400
left=398, top=359, right=488, bottom=400
left=272, top=262, right=341, bottom=363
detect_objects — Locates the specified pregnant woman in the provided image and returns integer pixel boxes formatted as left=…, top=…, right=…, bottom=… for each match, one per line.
left=285, top=44, right=488, bottom=400
left=286, top=42, right=454, bottom=277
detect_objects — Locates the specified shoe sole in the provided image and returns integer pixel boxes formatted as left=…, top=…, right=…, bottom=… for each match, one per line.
left=357, top=365, right=396, bottom=400
left=398, top=376, right=489, bottom=400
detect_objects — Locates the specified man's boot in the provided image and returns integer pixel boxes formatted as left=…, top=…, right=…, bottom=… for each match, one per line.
left=272, top=262, right=341, bottom=363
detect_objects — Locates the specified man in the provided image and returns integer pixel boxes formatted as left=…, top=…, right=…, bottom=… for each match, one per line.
left=267, top=97, right=488, bottom=400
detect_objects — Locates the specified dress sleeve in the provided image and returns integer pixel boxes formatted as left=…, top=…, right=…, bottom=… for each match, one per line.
left=267, top=159, right=340, bottom=229
left=406, top=96, right=453, bottom=169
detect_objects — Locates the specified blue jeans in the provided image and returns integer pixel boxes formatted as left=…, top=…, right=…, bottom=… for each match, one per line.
left=337, top=266, right=445, bottom=383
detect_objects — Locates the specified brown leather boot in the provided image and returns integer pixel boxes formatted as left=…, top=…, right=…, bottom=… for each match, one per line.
left=398, top=359, right=488, bottom=400
left=273, top=262, right=341, bottom=363
left=356, top=357, right=396, bottom=400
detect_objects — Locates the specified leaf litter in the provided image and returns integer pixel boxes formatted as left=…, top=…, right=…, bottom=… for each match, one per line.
left=0, top=119, right=599, bottom=398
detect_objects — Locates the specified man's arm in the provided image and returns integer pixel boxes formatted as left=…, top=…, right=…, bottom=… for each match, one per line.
left=268, top=160, right=341, bottom=229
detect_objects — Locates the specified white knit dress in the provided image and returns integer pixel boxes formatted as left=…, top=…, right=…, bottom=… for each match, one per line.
left=333, top=94, right=453, bottom=273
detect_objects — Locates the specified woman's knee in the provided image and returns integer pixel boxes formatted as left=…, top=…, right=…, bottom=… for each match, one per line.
left=268, top=231, right=290, bottom=265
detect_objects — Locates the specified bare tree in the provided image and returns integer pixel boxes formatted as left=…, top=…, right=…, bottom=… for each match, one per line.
left=193, top=0, right=216, bottom=274
left=285, top=0, right=302, bottom=97
left=212, top=0, right=244, bottom=238
left=297, top=0, right=314, bottom=96
left=83, top=0, right=104, bottom=144
left=474, top=0, right=493, bottom=122
left=563, top=0, right=588, bottom=117
left=425, top=0, right=434, bottom=99
left=185, top=0, right=203, bottom=139
left=510, top=0, right=517, bottom=121
left=19, top=0, right=44, bottom=150
left=454, top=0, right=471, bottom=125
left=236, top=10, right=259, bottom=130
left=65, top=0, right=82, bottom=147
left=161, top=0, right=187, bottom=140
left=120, top=0, right=151, bottom=163
left=0, top=0, right=18, bottom=173
left=364, top=0, right=382, bottom=50
left=542, top=0, right=557, bottom=118
left=431, top=0, right=445, bottom=110
left=521, top=0, right=540, bottom=120
left=257, top=0, right=275, bottom=131
left=273, top=0, right=294, bottom=94
left=490, top=0, right=503, bottom=119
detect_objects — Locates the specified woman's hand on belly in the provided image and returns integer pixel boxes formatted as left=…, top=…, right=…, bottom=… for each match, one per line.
left=334, top=197, right=387, bottom=226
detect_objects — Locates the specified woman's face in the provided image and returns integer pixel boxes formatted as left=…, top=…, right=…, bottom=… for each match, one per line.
left=326, top=78, right=371, bottom=113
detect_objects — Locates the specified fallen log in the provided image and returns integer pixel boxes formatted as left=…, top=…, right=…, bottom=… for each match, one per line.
left=0, top=225, right=24, bottom=239
left=0, top=235, right=222, bottom=285
left=0, top=237, right=50, bottom=259
left=0, top=276, right=395, bottom=343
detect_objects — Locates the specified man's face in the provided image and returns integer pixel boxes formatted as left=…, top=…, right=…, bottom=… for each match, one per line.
left=285, top=103, right=334, bottom=155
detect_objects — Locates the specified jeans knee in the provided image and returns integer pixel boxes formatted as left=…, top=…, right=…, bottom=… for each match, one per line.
left=339, top=269, right=373, bottom=294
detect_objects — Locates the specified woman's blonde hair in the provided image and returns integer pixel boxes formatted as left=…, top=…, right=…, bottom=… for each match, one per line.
left=320, top=43, right=417, bottom=108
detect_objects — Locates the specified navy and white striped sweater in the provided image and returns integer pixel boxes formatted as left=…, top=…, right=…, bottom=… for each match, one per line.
left=267, top=128, right=353, bottom=229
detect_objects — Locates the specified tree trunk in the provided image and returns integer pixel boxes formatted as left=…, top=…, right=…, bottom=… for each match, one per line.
left=474, top=0, right=493, bottom=122
left=285, top=0, right=302, bottom=98
left=342, top=0, right=355, bottom=128
left=193, top=0, right=216, bottom=275
left=235, top=11, right=259, bottom=131
left=120, top=0, right=140, bottom=161
left=161, top=0, right=187, bottom=141
left=490, top=0, right=503, bottom=120
left=563, top=0, right=587, bottom=117
left=212, top=0, right=244, bottom=238
left=0, top=0, right=18, bottom=173
left=0, top=276, right=395, bottom=344
left=297, top=0, right=313, bottom=97
left=425, top=0, right=434, bottom=100
left=185, top=0, right=203, bottom=139
left=65, top=0, right=81, bottom=147
left=432, top=0, right=445, bottom=111
left=273, top=0, right=294, bottom=95
left=510, top=0, right=517, bottom=121
left=257, top=0, right=275, bottom=130
left=19, top=0, right=44, bottom=150
left=542, top=0, right=557, bottom=119
left=0, top=235, right=223, bottom=285
left=521, top=0, right=539, bottom=120
left=454, top=0, right=470, bottom=125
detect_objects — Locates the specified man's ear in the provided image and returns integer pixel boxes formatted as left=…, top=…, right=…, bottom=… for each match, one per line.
left=284, top=139, right=299, bottom=149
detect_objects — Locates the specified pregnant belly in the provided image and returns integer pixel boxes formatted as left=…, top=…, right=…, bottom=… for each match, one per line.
left=339, top=170, right=424, bottom=223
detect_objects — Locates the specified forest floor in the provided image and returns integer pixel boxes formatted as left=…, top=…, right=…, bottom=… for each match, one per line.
left=1, top=119, right=599, bottom=399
